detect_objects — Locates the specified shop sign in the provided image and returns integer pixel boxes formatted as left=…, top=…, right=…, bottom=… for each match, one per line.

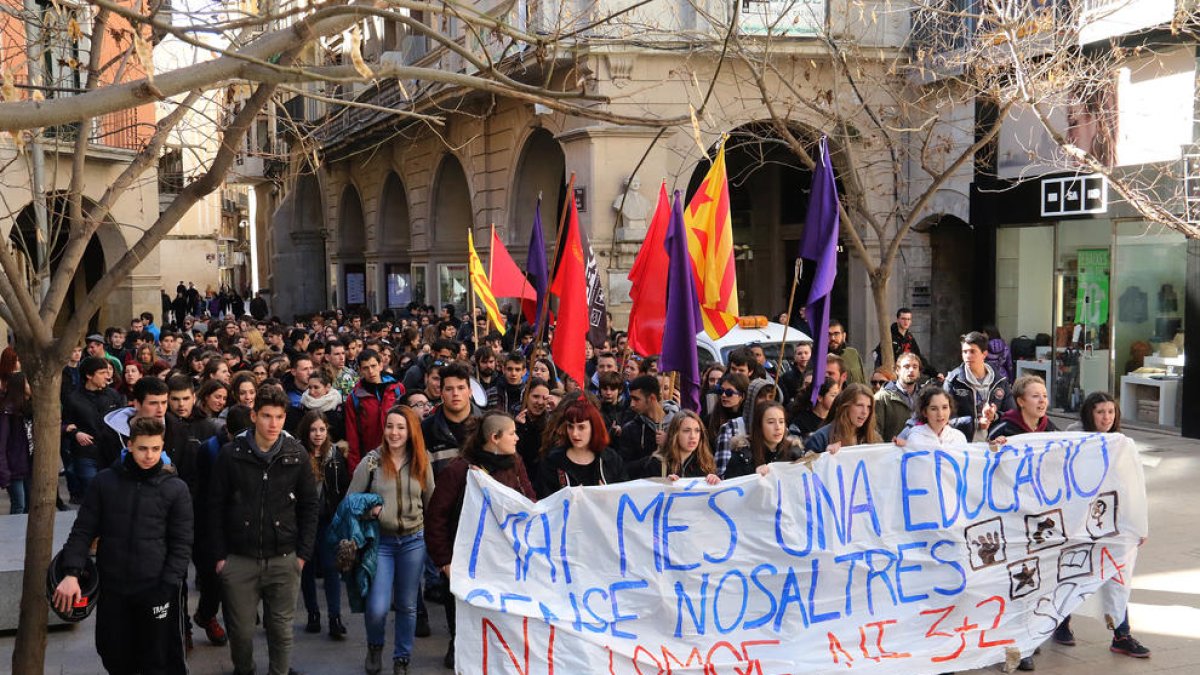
left=1041, top=174, right=1107, bottom=216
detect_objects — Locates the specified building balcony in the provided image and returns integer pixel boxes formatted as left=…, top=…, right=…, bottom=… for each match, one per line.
left=41, top=107, right=145, bottom=152
left=912, top=0, right=1183, bottom=64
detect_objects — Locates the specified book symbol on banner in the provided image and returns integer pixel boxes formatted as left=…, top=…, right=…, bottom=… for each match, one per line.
left=1086, top=491, right=1119, bottom=540
left=1058, top=543, right=1095, bottom=582
left=965, top=517, right=1007, bottom=571
left=1025, top=508, right=1066, bottom=553
left=1007, top=558, right=1042, bottom=600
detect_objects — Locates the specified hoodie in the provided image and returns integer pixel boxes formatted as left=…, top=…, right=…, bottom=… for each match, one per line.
left=713, top=378, right=782, bottom=477
left=988, top=408, right=1056, bottom=440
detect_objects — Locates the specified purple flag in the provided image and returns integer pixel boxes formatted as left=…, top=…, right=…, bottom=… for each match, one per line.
left=525, top=199, right=550, bottom=327
left=659, top=190, right=703, bottom=412
left=799, top=137, right=840, bottom=405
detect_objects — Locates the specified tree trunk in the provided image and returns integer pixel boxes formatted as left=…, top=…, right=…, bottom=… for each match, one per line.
left=871, top=272, right=895, bottom=374
left=13, top=363, right=63, bottom=673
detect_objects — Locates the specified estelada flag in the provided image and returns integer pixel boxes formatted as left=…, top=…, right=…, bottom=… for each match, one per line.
left=468, top=230, right=506, bottom=335
left=488, top=226, right=536, bottom=306
left=683, top=140, right=739, bottom=339
left=549, top=195, right=588, bottom=387
left=626, top=182, right=671, bottom=357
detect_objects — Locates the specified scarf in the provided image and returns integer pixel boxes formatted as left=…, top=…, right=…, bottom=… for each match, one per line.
left=475, top=449, right=515, bottom=474
left=962, top=363, right=995, bottom=408
left=302, top=389, right=343, bottom=413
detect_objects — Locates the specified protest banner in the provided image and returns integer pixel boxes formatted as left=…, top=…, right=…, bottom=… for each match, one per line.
left=451, top=433, right=1147, bottom=674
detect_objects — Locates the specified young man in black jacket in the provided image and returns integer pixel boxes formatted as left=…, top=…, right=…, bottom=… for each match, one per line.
left=61, top=356, right=126, bottom=501
left=209, top=386, right=319, bottom=675
left=54, top=416, right=193, bottom=674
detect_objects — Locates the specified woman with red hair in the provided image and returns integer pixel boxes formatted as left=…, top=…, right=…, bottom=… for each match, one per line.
left=534, top=398, right=626, bottom=498
left=346, top=405, right=433, bottom=673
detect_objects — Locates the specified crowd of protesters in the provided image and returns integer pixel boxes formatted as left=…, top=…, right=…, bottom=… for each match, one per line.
left=32, top=298, right=1151, bottom=674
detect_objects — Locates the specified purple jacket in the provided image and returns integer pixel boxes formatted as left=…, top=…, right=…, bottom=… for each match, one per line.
left=0, top=412, right=31, bottom=487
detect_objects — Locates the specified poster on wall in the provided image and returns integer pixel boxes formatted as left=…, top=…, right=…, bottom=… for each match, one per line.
left=1075, top=248, right=1109, bottom=326
left=387, top=270, right=411, bottom=308
left=346, top=272, right=366, bottom=305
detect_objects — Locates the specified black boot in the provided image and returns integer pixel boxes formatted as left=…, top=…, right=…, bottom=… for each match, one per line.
left=328, top=615, right=347, bottom=640
left=305, top=611, right=321, bottom=634
left=415, top=604, right=431, bottom=638
left=443, top=637, right=454, bottom=669
left=365, top=644, right=383, bottom=674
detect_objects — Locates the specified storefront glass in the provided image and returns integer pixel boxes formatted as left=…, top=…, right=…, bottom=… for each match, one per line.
left=1051, top=221, right=1113, bottom=411
left=998, top=220, right=1188, bottom=428
left=438, top=263, right=468, bottom=314
left=1112, top=222, right=1186, bottom=427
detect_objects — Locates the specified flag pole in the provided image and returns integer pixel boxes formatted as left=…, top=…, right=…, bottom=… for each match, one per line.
left=535, top=172, right=575, bottom=348
left=468, top=228, right=480, bottom=353
left=488, top=223, right=496, bottom=281
left=777, top=258, right=803, bottom=377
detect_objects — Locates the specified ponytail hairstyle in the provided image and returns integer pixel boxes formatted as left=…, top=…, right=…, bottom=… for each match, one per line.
left=461, top=411, right=517, bottom=464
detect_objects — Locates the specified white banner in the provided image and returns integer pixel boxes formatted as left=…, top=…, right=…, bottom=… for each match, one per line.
left=451, top=433, right=1147, bottom=674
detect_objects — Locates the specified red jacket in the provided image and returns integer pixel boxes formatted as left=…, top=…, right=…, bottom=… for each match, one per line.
left=344, top=377, right=405, bottom=471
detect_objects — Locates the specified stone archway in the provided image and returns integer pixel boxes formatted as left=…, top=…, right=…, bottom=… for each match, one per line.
left=271, top=172, right=328, bottom=320
left=377, top=172, right=414, bottom=310
left=430, top=154, right=472, bottom=250
left=684, top=123, right=846, bottom=325
left=12, top=194, right=119, bottom=333
left=927, top=214, right=983, bottom=370
left=509, top=128, right=566, bottom=248
left=337, top=184, right=368, bottom=308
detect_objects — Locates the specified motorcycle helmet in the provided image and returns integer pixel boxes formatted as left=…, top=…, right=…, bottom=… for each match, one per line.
left=46, top=551, right=100, bottom=623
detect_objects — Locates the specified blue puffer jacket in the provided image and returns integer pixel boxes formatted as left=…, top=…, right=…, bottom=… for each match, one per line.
left=326, top=492, right=384, bottom=613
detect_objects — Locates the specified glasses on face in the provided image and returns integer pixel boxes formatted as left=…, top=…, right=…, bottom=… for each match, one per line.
left=871, top=379, right=887, bottom=387
left=720, top=388, right=741, bottom=397
left=411, top=401, right=433, bottom=409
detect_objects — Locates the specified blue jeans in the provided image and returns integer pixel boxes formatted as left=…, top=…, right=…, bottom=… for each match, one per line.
left=301, top=520, right=341, bottom=618
left=364, top=532, right=425, bottom=660
left=73, top=457, right=99, bottom=498
left=7, top=479, right=27, bottom=514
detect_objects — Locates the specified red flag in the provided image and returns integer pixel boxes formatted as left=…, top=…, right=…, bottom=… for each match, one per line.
left=489, top=228, right=536, bottom=309
left=626, top=182, right=671, bottom=357
left=550, top=196, right=588, bottom=388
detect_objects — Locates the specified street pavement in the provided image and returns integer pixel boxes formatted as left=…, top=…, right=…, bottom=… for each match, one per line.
left=2, top=422, right=1198, bottom=674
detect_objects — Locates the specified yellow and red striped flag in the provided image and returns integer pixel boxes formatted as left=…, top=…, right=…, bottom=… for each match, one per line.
left=468, top=229, right=506, bottom=335
left=683, top=140, right=739, bottom=338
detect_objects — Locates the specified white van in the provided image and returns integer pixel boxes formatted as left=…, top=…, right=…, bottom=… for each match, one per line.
left=695, top=318, right=811, bottom=372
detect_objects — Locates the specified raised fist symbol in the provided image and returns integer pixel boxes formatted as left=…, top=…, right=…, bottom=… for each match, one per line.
left=974, top=532, right=1002, bottom=565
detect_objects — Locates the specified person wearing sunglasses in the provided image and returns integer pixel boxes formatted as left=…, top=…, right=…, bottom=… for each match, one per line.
left=705, top=372, right=748, bottom=450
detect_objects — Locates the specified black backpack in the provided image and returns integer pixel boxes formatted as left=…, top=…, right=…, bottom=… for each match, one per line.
left=1011, top=335, right=1036, bottom=361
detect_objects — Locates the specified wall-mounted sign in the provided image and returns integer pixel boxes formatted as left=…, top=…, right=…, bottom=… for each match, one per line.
left=1041, top=174, right=1107, bottom=216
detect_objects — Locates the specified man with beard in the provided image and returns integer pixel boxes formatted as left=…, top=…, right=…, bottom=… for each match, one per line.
left=874, top=352, right=925, bottom=441
left=828, top=319, right=866, bottom=385
left=473, top=346, right=499, bottom=390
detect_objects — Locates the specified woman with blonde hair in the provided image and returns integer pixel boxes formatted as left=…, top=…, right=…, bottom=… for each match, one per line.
left=803, top=382, right=882, bottom=454
left=636, top=410, right=719, bottom=484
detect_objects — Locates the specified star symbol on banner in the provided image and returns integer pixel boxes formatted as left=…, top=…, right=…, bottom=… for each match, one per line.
left=688, top=179, right=713, bottom=218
